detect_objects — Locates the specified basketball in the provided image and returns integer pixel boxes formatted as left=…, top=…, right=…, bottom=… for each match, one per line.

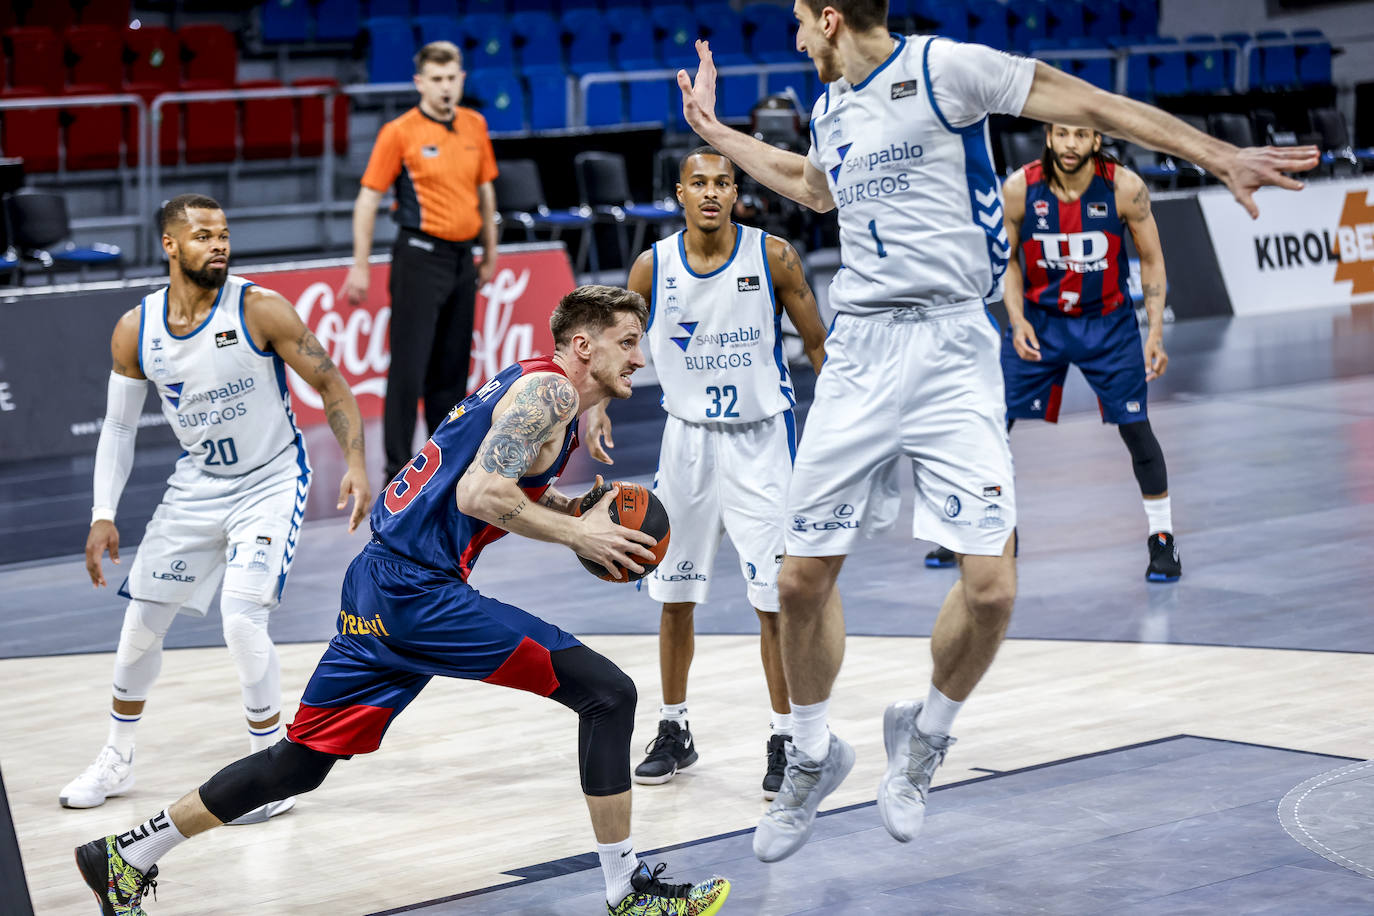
left=577, top=482, right=670, bottom=582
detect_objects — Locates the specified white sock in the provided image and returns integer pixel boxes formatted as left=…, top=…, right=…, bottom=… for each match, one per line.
left=660, top=702, right=687, bottom=725
left=106, top=713, right=139, bottom=759
left=771, top=711, right=793, bottom=735
left=790, top=699, right=831, bottom=762
left=116, top=809, right=188, bottom=874
left=916, top=685, right=964, bottom=739
left=596, top=837, right=638, bottom=905
left=249, top=722, right=282, bottom=754
left=1144, top=496, right=1172, bottom=536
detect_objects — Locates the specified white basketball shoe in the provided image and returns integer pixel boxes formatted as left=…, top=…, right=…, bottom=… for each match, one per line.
left=877, top=700, right=955, bottom=843
left=60, top=745, right=135, bottom=808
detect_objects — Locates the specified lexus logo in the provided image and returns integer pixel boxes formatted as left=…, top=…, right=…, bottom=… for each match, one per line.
left=834, top=504, right=855, bottom=519
left=170, top=559, right=187, bottom=572
left=677, top=560, right=694, bottom=572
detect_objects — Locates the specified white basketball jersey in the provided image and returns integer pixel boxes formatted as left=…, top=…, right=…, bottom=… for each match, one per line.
left=647, top=224, right=794, bottom=424
left=139, top=275, right=302, bottom=476
left=807, top=35, right=1035, bottom=314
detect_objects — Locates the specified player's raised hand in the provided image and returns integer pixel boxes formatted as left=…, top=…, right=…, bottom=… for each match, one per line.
left=575, top=486, right=657, bottom=581
left=1218, top=145, right=1319, bottom=219
left=85, top=520, right=120, bottom=588
left=678, top=39, right=719, bottom=131
left=338, top=466, right=373, bottom=533
left=1144, top=332, right=1169, bottom=381
left=582, top=403, right=615, bottom=464
left=1010, top=319, right=1042, bottom=362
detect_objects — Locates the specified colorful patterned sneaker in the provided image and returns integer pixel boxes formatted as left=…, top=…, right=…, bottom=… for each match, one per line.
left=878, top=700, right=955, bottom=843
left=75, top=835, right=158, bottom=916
left=753, top=733, right=855, bottom=863
left=761, top=734, right=790, bottom=801
left=633, top=720, right=698, bottom=785
left=1146, top=532, right=1182, bottom=582
left=924, top=545, right=956, bottom=568
left=226, top=795, right=296, bottom=826
left=60, top=745, right=134, bottom=808
left=607, top=861, right=730, bottom=915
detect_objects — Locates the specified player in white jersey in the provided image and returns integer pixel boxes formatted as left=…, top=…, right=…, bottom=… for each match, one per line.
left=584, top=148, right=826, bottom=799
left=677, top=0, right=1318, bottom=863
left=61, top=194, right=372, bottom=821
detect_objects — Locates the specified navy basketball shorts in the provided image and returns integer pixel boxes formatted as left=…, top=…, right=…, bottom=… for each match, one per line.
left=286, top=541, right=582, bottom=756
left=1002, top=305, right=1149, bottom=425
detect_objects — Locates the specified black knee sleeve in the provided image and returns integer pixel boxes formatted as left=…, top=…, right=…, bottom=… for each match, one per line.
left=549, top=645, right=637, bottom=797
left=199, top=739, right=341, bottom=823
left=1118, top=420, right=1168, bottom=496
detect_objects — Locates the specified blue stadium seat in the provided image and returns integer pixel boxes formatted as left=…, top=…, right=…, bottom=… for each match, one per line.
left=468, top=69, right=524, bottom=131
left=650, top=5, right=704, bottom=68
left=368, top=0, right=412, bottom=17
left=1047, top=0, right=1085, bottom=41
left=525, top=66, right=569, bottom=130
left=925, top=1, right=970, bottom=42
left=611, top=12, right=658, bottom=68
left=510, top=12, right=562, bottom=71
left=1256, top=30, right=1296, bottom=89
left=412, top=14, right=460, bottom=45
left=742, top=4, right=795, bottom=63
left=561, top=0, right=601, bottom=10
left=364, top=17, right=416, bottom=83
left=1123, top=49, right=1151, bottom=99
left=463, top=0, right=508, bottom=12
left=1151, top=41, right=1188, bottom=97
left=1008, top=0, right=1048, bottom=52
left=1184, top=34, right=1227, bottom=94
left=562, top=9, right=613, bottom=75
left=414, top=0, right=456, bottom=13
left=261, top=0, right=311, bottom=44
left=1081, top=0, right=1119, bottom=41
left=968, top=0, right=1009, bottom=51
left=1294, top=29, right=1331, bottom=87
left=314, top=0, right=363, bottom=42
left=604, top=0, right=646, bottom=8
left=586, top=83, right=626, bottom=127
left=1120, top=0, right=1156, bottom=37
left=1220, top=30, right=1248, bottom=87
left=704, top=7, right=748, bottom=61
left=621, top=57, right=670, bottom=125
left=461, top=13, right=515, bottom=71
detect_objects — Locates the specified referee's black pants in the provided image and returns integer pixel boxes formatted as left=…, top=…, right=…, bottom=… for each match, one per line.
left=384, top=229, right=477, bottom=480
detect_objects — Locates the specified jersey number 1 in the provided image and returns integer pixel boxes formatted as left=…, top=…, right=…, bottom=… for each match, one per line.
left=383, top=440, right=443, bottom=514
left=867, top=220, right=888, bottom=259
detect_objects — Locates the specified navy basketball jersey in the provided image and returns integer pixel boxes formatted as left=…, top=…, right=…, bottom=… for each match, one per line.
left=369, top=357, right=579, bottom=580
left=1020, top=158, right=1130, bottom=317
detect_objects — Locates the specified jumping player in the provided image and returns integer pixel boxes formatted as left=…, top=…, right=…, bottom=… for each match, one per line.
left=583, top=148, right=827, bottom=799
left=927, top=125, right=1181, bottom=580
left=75, top=286, right=731, bottom=916
left=64, top=194, right=371, bottom=823
left=677, top=0, right=1317, bottom=863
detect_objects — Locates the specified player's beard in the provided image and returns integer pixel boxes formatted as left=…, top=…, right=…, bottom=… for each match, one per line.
left=181, top=253, right=227, bottom=290
left=1049, top=147, right=1093, bottom=179
left=593, top=362, right=632, bottom=399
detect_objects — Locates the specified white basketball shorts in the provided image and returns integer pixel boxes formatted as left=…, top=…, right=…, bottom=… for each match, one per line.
left=122, top=441, right=313, bottom=614
left=647, top=411, right=796, bottom=610
left=785, top=304, right=1016, bottom=557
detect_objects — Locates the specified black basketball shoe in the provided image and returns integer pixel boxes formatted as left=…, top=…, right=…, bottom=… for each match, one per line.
left=633, top=720, right=698, bottom=785
left=75, top=835, right=158, bottom=916
left=924, top=545, right=956, bottom=568
left=1146, top=532, right=1182, bottom=582
left=762, top=734, right=790, bottom=800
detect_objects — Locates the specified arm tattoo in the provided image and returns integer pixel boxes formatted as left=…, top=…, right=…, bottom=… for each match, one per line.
left=478, top=376, right=577, bottom=479
left=325, top=397, right=364, bottom=456
left=497, top=498, right=527, bottom=524
left=1130, top=185, right=1150, bottom=220
left=295, top=329, right=335, bottom=376
left=1142, top=282, right=1164, bottom=301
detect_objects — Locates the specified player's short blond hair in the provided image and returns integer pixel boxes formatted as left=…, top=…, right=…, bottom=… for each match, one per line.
left=551, top=286, right=648, bottom=348
left=414, top=41, right=462, bottom=73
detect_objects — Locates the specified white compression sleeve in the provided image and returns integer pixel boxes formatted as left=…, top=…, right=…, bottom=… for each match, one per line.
left=92, top=372, right=148, bottom=523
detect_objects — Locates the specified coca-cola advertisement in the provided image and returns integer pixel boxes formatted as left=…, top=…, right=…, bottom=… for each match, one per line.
left=244, top=244, right=573, bottom=428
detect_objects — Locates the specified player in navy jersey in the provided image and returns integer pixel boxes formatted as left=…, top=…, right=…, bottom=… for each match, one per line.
left=75, top=286, right=732, bottom=916
left=926, top=124, right=1181, bottom=580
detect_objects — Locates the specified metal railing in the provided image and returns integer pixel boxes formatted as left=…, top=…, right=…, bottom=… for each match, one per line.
left=575, top=62, right=813, bottom=128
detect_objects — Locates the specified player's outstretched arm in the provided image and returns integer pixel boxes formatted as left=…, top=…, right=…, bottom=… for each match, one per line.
left=245, top=287, right=372, bottom=532
left=87, top=309, right=148, bottom=587
left=1117, top=169, right=1169, bottom=380
left=766, top=237, right=827, bottom=374
left=1000, top=170, right=1040, bottom=363
left=1019, top=62, right=1318, bottom=218
left=679, top=40, right=835, bottom=213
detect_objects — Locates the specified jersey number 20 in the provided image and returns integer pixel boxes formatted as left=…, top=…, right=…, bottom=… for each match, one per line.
left=384, top=440, right=443, bottom=514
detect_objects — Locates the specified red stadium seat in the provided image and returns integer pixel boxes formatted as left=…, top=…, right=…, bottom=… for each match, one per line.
left=177, top=24, right=236, bottom=85
left=238, top=79, right=293, bottom=160
left=0, top=88, right=60, bottom=171
left=78, top=0, right=133, bottom=29
left=125, top=25, right=178, bottom=88
left=66, top=25, right=123, bottom=90
left=5, top=27, right=64, bottom=94
left=294, top=77, right=348, bottom=157
left=180, top=78, right=236, bottom=164
left=64, top=82, right=123, bottom=169
left=22, top=2, right=76, bottom=31
left=123, top=82, right=180, bottom=166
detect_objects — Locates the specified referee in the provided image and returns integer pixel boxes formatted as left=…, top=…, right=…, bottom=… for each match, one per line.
left=342, top=40, right=499, bottom=483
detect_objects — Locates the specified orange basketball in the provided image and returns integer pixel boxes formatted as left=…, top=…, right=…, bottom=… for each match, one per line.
left=577, top=482, right=670, bottom=582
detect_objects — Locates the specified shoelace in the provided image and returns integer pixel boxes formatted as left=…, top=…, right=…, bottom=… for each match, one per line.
left=642, top=726, right=683, bottom=758
left=766, top=738, right=788, bottom=770
left=636, top=862, right=693, bottom=899
left=901, top=733, right=948, bottom=798
left=766, top=756, right=823, bottom=827
left=130, top=867, right=158, bottom=906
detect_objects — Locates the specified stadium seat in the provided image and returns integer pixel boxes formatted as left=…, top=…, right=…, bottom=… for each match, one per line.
left=0, top=89, right=60, bottom=172
left=5, top=27, right=65, bottom=94
left=260, top=0, right=311, bottom=44
left=585, top=83, right=625, bottom=128
left=1081, top=0, right=1119, bottom=42
left=178, top=24, right=236, bottom=84
left=968, top=0, right=1010, bottom=51
left=125, top=25, right=180, bottom=89
left=574, top=150, right=679, bottom=267
left=1294, top=29, right=1331, bottom=87
left=180, top=78, right=237, bottom=164
left=1310, top=107, right=1374, bottom=172
left=509, top=11, right=561, bottom=72
left=294, top=76, right=349, bottom=156
left=603, top=0, right=647, bottom=8
left=702, top=7, right=748, bottom=61
left=79, top=0, right=133, bottom=29
left=367, top=0, right=412, bottom=17
left=364, top=17, right=415, bottom=83
left=1184, top=34, right=1227, bottom=95
left=649, top=5, right=703, bottom=69
left=1256, top=30, right=1296, bottom=90
left=239, top=79, right=294, bottom=160
left=1208, top=112, right=1254, bottom=148
left=925, top=1, right=970, bottom=42
left=1008, top=0, right=1048, bottom=52
left=465, top=0, right=508, bottom=11
left=611, top=11, right=658, bottom=69
left=122, top=83, right=180, bottom=165
left=412, top=14, right=460, bottom=46
left=524, top=66, right=569, bottom=131
left=767, top=70, right=815, bottom=111
left=4, top=189, right=121, bottom=276
left=492, top=157, right=598, bottom=270
left=415, top=0, right=457, bottom=12
left=622, top=61, right=670, bottom=126
left=560, top=0, right=601, bottom=10
left=313, top=0, right=363, bottom=42
left=562, top=9, right=613, bottom=76
left=20, top=2, right=76, bottom=31
left=1120, top=0, right=1157, bottom=37
left=1046, top=0, right=1085, bottom=41
left=467, top=69, right=524, bottom=132
left=460, top=14, right=515, bottom=72
left=64, top=83, right=123, bottom=169
left=1150, top=39, right=1187, bottom=97
left=741, top=4, right=795, bottom=64
left=1001, top=129, right=1043, bottom=174
left=66, top=25, right=123, bottom=90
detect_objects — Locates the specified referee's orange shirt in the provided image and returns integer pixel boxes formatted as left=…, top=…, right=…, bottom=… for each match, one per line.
left=360, top=106, right=499, bottom=243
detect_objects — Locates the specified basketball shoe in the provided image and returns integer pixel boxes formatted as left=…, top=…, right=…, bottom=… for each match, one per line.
left=762, top=734, right=790, bottom=800
left=60, top=745, right=135, bottom=808
left=608, top=862, right=730, bottom=916
left=1146, top=532, right=1182, bottom=582
left=75, top=835, right=158, bottom=916
left=753, top=733, right=855, bottom=862
left=633, top=720, right=698, bottom=785
left=924, top=545, right=956, bottom=568
left=878, top=700, right=955, bottom=843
